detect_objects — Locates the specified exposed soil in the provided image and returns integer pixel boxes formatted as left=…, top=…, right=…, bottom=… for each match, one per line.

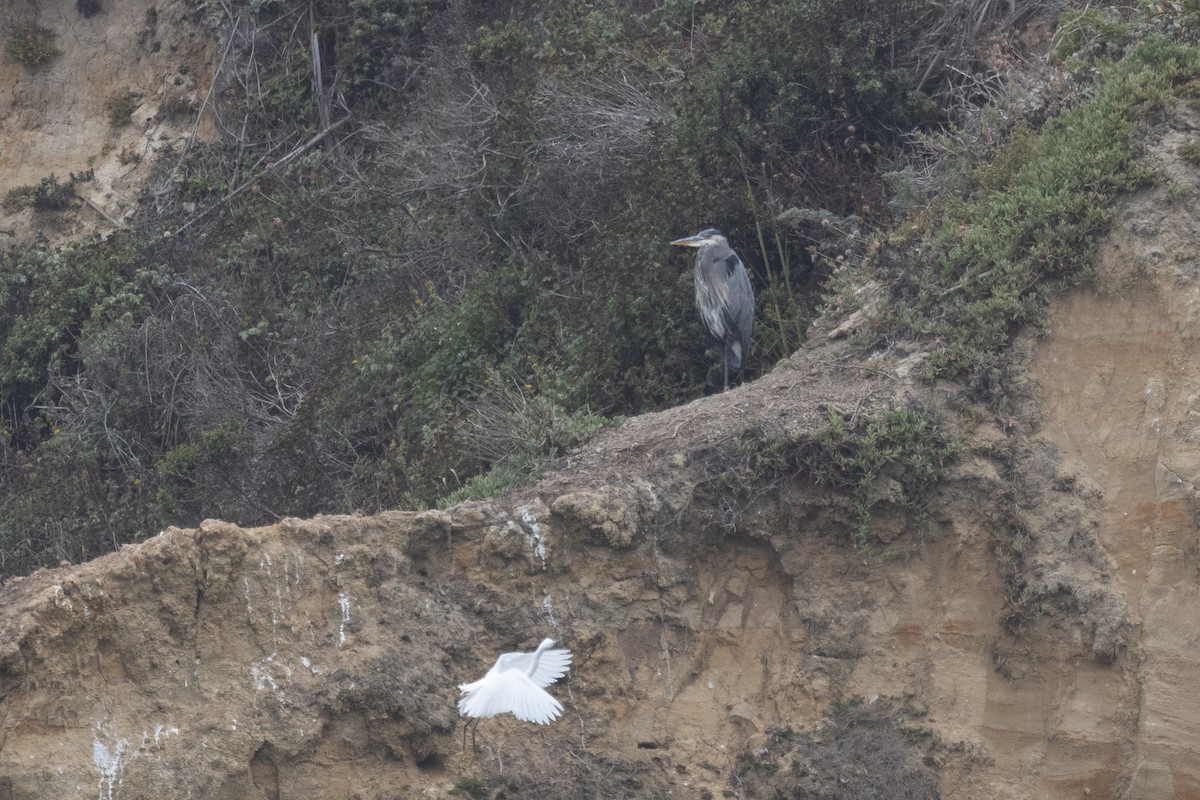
left=1027, top=100, right=1200, bottom=798
left=0, top=0, right=214, bottom=247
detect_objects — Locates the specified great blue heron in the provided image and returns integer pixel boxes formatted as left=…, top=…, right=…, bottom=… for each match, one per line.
left=457, top=638, right=572, bottom=753
left=670, top=228, right=755, bottom=391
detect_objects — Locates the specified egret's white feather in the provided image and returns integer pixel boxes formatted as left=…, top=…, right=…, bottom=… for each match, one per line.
left=458, top=638, right=571, bottom=725
left=458, top=670, right=562, bottom=723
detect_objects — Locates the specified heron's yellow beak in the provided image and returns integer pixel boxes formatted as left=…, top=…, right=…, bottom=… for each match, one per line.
left=669, top=235, right=706, bottom=247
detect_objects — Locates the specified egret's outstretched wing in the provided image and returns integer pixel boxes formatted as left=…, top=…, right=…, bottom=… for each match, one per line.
left=457, top=670, right=563, bottom=724
left=529, top=647, right=572, bottom=687
left=483, top=639, right=571, bottom=687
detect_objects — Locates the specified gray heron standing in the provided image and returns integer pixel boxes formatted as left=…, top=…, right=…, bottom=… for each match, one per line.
left=670, top=228, right=755, bottom=391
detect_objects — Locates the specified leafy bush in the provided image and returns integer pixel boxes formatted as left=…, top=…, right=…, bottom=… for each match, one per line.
left=106, top=88, right=142, bottom=127
left=798, top=404, right=956, bottom=552
left=1053, top=6, right=1133, bottom=62
left=873, top=36, right=1199, bottom=403
left=699, top=402, right=955, bottom=553
left=2, top=171, right=93, bottom=212
left=0, top=232, right=161, bottom=444
left=438, top=464, right=528, bottom=508
left=5, top=23, right=61, bottom=68
left=156, top=420, right=252, bottom=520
left=1178, top=139, right=1200, bottom=163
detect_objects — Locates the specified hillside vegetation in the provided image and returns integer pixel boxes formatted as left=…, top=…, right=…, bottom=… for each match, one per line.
left=1, top=0, right=1197, bottom=577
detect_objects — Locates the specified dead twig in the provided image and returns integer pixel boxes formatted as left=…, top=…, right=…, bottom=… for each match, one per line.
left=173, top=116, right=353, bottom=235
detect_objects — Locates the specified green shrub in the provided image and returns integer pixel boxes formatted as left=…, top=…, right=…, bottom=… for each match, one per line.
left=438, top=464, right=529, bottom=508
left=877, top=37, right=1200, bottom=402
left=449, top=777, right=489, bottom=800
left=0, top=230, right=157, bottom=438
left=1178, top=139, right=1200, bottom=163
left=700, top=402, right=954, bottom=553
left=5, top=23, right=61, bottom=68
left=797, top=403, right=956, bottom=552
left=155, top=420, right=251, bottom=520
left=1054, top=6, right=1132, bottom=62
left=106, top=88, right=142, bottom=127
left=1, top=171, right=93, bottom=213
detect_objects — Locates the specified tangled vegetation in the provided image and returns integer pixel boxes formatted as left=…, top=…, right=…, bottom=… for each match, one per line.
left=703, top=402, right=955, bottom=555
left=1, top=1, right=1197, bottom=577
left=2, top=172, right=94, bottom=213
left=105, top=88, right=142, bottom=127
left=5, top=23, right=61, bottom=68
left=734, top=697, right=939, bottom=799
left=870, top=28, right=1200, bottom=405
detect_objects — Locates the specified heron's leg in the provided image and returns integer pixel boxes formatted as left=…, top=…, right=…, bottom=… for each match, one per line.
left=723, top=355, right=729, bottom=392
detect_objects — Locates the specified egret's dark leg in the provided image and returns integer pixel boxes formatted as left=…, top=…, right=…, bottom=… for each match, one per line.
left=470, top=718, right=480, bottom=755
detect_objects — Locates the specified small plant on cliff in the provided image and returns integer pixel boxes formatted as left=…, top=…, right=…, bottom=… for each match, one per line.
left=438, top=464, right=527, bottom=509
left=158, top=88, right=195, bottom=119
left=106, top=88, right=143, bottom=127
left=449, top=777, right=489, bottom=800
left=798, top=403, right=956, bottom=554
left=701, top=402, right=955, bottom=554
left=2, top=171, right=94, bottom=212
left=5, top=23, right=62, bottom=68
left=76, top=0, right=103, bottom=18
left=1178, top=139, right=1200, bottom=164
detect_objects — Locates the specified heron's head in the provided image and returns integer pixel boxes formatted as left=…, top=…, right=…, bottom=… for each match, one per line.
left=670, top=228, right=726, bottom=249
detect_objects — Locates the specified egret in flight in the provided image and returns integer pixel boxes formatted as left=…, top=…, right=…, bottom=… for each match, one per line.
left=458, top=637, right=572, bottom=752
left=670, top=228, right=755, bottom=391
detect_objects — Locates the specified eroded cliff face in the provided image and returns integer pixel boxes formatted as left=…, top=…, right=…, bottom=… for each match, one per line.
left=1029, top=109, right=1200, bottom=798
left=0, top=285, right=1177, bottom=800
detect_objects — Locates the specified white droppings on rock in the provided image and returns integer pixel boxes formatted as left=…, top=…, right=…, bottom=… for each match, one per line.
left=53, top=585, right=73, bottom=611
left=338, top=592, right=351, bottom=647
left=92, top=730, right=128, bottom=800
left=519, top=505, right=548, bottom=568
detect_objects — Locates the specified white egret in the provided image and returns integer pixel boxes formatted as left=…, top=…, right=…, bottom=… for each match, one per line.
left=458, top=637, right=572, bottom=751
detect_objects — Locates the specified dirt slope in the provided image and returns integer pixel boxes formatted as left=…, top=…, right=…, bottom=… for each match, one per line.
left=0, top=0, right=213, bottom=245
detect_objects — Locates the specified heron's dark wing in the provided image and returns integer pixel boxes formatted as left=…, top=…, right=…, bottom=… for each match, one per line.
left=726, top=254, right=754, bottom=359
left=705, top=252, right=752, bottom=367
